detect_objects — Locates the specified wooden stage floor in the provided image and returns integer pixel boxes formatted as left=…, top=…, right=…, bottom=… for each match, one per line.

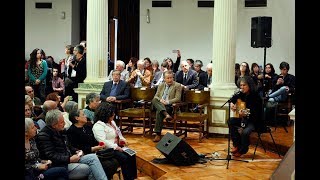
left=118, top=123, right=294, bottom=180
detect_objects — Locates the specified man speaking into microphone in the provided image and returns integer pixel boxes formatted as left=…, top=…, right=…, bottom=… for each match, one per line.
left=228, top=76, right=263, bottom=157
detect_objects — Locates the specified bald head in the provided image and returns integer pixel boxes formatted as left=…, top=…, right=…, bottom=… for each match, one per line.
left=43, top=100, right=57, bottom=112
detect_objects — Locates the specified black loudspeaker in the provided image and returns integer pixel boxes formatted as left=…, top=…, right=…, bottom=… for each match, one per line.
left=156, top=132, right=199, bottom=166
left=251, top=16, right=272, bottom=48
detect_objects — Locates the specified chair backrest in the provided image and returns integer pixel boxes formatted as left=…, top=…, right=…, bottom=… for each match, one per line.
left=130, top=87, right=156, bottom=101
left=184, top=90, right=210, bottom=104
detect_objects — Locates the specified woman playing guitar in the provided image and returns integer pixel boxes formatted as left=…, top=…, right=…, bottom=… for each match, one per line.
left=229, top=76, right=263, bottom=157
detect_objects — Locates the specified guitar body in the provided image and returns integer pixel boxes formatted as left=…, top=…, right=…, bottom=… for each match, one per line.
left=234, top=99, right=246, bottom=118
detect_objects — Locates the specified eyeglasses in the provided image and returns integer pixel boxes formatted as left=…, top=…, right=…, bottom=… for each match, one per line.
left=27, top=90, right=34, bottom=93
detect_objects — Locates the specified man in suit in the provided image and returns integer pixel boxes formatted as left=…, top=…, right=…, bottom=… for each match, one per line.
left=175, top=60, right=199, bottom=90
left=151, top=70, right=182, bottom=142
left=100, top=70, right=130, bottom=103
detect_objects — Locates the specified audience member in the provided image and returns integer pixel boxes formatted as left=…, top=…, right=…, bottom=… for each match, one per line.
left=93, top=102, right=138, bottom=180
left=35, top=109, right=107, bottom=180
left=175, top=60, right=199, bottom=90
left=25, top=118, right=69, bottom=180
left=127, top=59, right=152, bottom=88
left=267, top=61, right=295, bottom=102
left=67, top=109, right=120, bottom=179
left=83, top=92, right=101, bottom=124
left=27, top=48, right=48, bottom=102
left=151, top=70, right=182, bottom=142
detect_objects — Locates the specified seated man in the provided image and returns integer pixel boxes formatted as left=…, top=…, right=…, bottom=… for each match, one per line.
left=100, top=70, right=130, bottom=103
left=151, top=70, right=182, bottom=142
left=35, top=109, right=107, bottom=180
left=175, top=60, right=199, bottom=91
left=267, top=61, right=295, bottom=102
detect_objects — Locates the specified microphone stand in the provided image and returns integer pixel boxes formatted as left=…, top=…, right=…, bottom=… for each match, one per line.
left=212, top=95, right=248, bottom=169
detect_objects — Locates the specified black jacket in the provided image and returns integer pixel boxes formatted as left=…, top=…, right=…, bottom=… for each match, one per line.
left=35, top=126, right=78, bottom=167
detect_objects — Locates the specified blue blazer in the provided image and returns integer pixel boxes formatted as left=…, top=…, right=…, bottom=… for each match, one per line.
left=100, top=80, right=130, bottom=101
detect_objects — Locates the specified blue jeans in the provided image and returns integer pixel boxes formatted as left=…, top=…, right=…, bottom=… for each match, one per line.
left=268, top=86, right=288, bottom=102
left=43, top=166, right=69, bottom=180
left=68, top=154, right=107, bottom=180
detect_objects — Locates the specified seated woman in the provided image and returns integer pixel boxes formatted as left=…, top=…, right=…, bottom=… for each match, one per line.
left=25, top=118, right=68, bottom=180
left=93, top=102, right=137, bottom=180
left=83, top=92, right=101, bottom=125
left=67, top=109, right=119, bottom=179
left=228, top=76, right=263, bottom=157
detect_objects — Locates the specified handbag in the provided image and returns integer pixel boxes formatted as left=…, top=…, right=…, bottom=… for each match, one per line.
left=96, top=148, right=115, bottom=159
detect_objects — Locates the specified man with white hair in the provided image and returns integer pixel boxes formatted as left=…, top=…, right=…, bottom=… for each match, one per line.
left=107, top=60, right=129, bottom=81
left=127, top=59, right=152, bottom=87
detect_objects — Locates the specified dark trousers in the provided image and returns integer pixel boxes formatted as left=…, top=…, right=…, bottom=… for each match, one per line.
left=114, top=150, right=137, bottom=180
left=228, top=117, right=255, bottom=154
left=151, top=98, right=173, bottom=133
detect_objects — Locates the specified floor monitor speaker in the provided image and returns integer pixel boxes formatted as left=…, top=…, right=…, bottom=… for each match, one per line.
left=156, top=132, right=199, bottom=166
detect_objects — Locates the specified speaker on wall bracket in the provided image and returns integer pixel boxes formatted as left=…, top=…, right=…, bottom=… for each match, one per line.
left=156, top=132, right=199, bottom=166
left=251, top=16, right=272, bottom=48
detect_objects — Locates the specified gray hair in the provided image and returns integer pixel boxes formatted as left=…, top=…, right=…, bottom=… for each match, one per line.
left=116, top=60, right=125, bottom=68
left=64, top=101, right=78, bottom=113
left=25, top=95, right=31, bottom=102
left=25, top=118, right=34, bottom=133
left=86, top=93, right=100, bottom=105
left=206, top=63, right=212, bottom=69
left=194, top=60, right=203, bottom=67
left=45, top=109, right=62, bottom=126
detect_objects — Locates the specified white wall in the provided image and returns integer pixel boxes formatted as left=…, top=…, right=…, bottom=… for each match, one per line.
left=25, top=0, right=80, bottom=63
left=140, top=0, right=295, bottom=75
left=25, top=0, right=295, bottom=75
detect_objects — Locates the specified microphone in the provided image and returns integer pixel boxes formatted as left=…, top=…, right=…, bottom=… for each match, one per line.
left=230, top=88, right=242, bottom=99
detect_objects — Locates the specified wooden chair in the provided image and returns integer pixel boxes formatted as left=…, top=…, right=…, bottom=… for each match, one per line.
left=118, top=87, right=156, bottom=136
left=274, top=92, right=295, bottom=132
left=172, top=90, right=210, bottom=142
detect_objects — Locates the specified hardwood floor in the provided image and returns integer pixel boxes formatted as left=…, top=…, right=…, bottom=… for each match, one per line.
left=115, top=122, right=294, bottom=180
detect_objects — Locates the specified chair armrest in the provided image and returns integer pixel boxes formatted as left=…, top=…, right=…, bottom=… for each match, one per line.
left=114, top=99, right=132, bottom=104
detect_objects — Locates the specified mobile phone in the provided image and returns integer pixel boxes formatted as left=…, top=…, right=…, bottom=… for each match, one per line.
left=172, top=50, right=178, bottom=53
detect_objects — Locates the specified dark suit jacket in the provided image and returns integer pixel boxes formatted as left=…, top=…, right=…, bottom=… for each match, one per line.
left=196, top=70, right=208, bottom=90
left=175, top=69, right=199, bottom=89
left=100, top=80, right=130, bottom=101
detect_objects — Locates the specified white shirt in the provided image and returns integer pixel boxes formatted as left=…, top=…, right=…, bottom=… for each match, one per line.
left=92, top=120, right=126, bottom=150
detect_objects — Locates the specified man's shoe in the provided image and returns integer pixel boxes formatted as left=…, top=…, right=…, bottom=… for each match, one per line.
left=163, top=114, right=173, bottom=123
left=153, top=135, right=161, bottom=142
left=232, top=152, right=243, bottom=157
left=231, top=147, right=238, bottom=154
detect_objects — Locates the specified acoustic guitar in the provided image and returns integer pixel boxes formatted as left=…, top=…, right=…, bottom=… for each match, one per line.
left=234, top=99, right=250, bottom=119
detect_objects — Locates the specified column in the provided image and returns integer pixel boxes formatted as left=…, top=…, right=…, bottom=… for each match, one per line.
left=209, top=0, right=238, bottom=134
left=74, top=0, right=108, bottom=108
left=85, top=0, right=109, bottom=83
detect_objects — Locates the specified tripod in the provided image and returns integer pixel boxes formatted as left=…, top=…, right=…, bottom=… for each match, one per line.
left=212, top=97, right=248, bottom=169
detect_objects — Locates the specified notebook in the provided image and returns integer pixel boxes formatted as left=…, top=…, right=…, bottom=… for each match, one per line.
left=122, top=147, right=136, bottom=156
